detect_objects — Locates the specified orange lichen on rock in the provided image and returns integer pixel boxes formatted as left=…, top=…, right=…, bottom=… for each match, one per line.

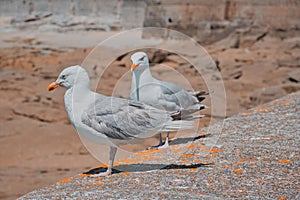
left=78, top=174, right=89, bottom=178
left=241, top=111, right=252, bottom=115
left=118, top=157, right=142, bottom=164
left=95, top=164, right=108, bottom=168
left=143, top=153, right=168, bottom=161
left=86, top=183, right=104, bottom=187
left=278, top=100, right=294, bottom=105
left=94, top=183, right=104, bottom=187
left=196, top=145, right=206, bottom=149
left=199, top=147, right=223, bottom=155
left=207, top=179, right=213, bottom=184
left=174, top=148, right=184, bottom=153
left=186, top=143, right=195, bottom=149
left=182, top=153, right=194, bottom=158
left=141, top=155, right=158, bottom=161
left=58, top=177, right=73, bottom=183
left=137, top=148, right=164, bottom=155
left=95, top=177, right=104, bottom=181
left=279, top=159, right=292, bottom=163
left=119, top=172, right=131, bottom=175
left=257, top=105, right=274, bottom=113
left=210, top=147, right=223, bottom=153
left=233, top=169, right=243, bottom=173
left=277, top=195, right=287, bottom=200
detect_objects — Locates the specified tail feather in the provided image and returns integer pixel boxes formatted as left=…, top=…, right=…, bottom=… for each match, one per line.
left=163, top=120, right=194, bottom=132
left=181, top=114, right=205, bottom=120
left=170, top=104, right=207, bottom=120
left=188, top=90, right=209, bottom=103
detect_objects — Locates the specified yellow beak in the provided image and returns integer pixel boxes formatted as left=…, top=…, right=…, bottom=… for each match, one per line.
left=131, top=63, right=139, bottom=71
left=47, top=82, right=60, bottom=91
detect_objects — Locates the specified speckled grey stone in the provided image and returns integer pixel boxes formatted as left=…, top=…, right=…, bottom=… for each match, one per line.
left=19, top=92, right=300, bottom=200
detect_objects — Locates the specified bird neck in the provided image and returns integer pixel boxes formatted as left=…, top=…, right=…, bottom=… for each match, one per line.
left=74, top=81, right=90, bottom=92
left=64, top=84, right=94, bottom=128
left=76, top=73, right=91, bottom=90
left=131, top=67, right=153, bottom=101
left=137, top=66, right=153, bottom=81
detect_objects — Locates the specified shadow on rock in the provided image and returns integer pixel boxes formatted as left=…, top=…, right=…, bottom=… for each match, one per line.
left=84, top=163, right=211, bottom=175
left=169, top=133, right=212, bottom=145
left=83, top=133, right=212, bottom=175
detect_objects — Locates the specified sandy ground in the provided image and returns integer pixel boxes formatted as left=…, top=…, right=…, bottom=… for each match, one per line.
left=0, top=29, right=299, bottom=199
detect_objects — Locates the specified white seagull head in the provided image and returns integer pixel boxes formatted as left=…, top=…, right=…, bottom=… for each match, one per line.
left=48, top=65, right=90, bottom=91
left=130, top=52, right=149, bottom=72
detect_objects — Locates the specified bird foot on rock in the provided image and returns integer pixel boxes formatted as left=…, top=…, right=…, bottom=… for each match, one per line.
left=158, top=141, right=169, bottom=149
left=147, top=139, right=170, bottom=150
left=89, top=169, right=112, bottom=177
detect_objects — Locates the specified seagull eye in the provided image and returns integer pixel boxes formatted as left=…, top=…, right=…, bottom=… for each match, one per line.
left=61, top=75, right=67, bottom=79
left=138, top=56, right=145, bottom=62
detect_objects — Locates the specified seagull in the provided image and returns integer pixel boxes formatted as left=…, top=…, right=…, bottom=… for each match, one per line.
left=47, top=65, right=195, bottom=177
left=130, top=52, right=207, bottom=149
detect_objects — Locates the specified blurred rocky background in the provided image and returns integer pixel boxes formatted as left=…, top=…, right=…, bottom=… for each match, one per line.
left=0, top=0, right=299, bottom=199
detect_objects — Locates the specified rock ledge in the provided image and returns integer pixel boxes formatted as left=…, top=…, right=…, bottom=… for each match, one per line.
left=20, top=92, right=300, bottom=199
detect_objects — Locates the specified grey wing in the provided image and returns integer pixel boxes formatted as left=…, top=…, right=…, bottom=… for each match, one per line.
left=159, top=81, right=182, bottom=95
left=81, top=97, right=170, bottom=140
left=157, top=80, right=199, bottom=110
left=81, top=111, right=135, bottom=140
